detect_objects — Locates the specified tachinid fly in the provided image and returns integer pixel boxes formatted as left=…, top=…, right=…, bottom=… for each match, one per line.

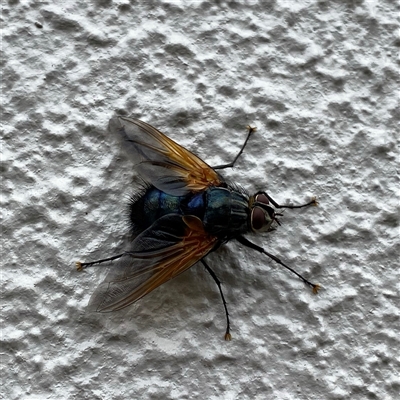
left=77, top=117, right=320, bottom=340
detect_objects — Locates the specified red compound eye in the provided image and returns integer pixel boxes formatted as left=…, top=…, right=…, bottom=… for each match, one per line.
left=251, top=207, right=265, bottom=231
left=255, top=193, right=269, bottom=205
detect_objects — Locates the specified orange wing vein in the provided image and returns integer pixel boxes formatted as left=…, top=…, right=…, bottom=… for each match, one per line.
left=109, top=116, right=224, bottom=195
left=88, top=215, right=219, bottom=312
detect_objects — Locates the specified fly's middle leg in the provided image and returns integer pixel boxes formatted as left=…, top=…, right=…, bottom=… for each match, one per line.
left=213, top=125, right=256, bottom=170
left=201, top=259, right=232, bottom=340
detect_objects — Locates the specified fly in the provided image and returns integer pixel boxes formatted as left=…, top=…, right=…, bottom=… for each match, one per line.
left=76, top=117, right=320, bottom=340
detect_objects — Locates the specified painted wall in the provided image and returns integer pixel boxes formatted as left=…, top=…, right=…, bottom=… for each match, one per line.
left=2, top=1, right=398, bottom=399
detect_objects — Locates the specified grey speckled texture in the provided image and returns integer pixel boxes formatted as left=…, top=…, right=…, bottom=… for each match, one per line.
left=2, top=1, right=399, bottom=399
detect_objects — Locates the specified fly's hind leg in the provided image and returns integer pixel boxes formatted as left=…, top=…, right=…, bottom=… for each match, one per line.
left=213, top=125, right=256, bottom=170
left=76, top=253, right=125, bottom=271
left=201, top=259, right=232, bottom=340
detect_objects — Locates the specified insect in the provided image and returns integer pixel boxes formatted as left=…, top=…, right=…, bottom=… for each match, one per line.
left=77, top=117, right=320, bottom=340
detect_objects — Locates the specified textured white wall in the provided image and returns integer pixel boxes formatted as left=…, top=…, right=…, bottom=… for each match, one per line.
left=2, top=1, right=398, bottom=399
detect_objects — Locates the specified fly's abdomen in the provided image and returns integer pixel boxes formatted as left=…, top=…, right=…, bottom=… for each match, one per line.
left=203, top=187, right=249, bottom=237
left=130, top=186, right=205, bottom=233
left=130, top=186, right=183, bottom=232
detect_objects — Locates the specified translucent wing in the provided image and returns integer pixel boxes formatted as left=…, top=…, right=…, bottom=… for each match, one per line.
left=88, top=214, right=219, bottom=312
left=109, top=116, right=224, bottom=196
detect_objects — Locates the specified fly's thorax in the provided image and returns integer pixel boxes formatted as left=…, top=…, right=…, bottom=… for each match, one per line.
left=249, top=192, right=277, bottom=233
left=203, top=187, right=249, bottom=237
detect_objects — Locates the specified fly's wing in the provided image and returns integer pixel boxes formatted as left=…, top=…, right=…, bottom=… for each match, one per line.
left=109, top=116, right=224, bottom=196
left=88, top=214, right=218, bottom=312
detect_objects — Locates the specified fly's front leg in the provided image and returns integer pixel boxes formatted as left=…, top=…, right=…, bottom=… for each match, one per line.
left=201, top=259, right=232, bottom=341
left=236, top=235, right=320, bottom=294
left=256, top=191, right=318, bottom=209
left=213, top=125, right=256, bottom=170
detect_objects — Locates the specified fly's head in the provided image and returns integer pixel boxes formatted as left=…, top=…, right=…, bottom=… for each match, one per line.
left=249, top=192, right=282, bottom=233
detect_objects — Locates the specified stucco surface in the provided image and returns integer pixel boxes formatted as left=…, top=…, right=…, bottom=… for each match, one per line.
left=2, top=1, right=399, bottom=399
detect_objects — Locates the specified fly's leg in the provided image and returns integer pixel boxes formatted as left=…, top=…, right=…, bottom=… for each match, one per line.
left=201, top=259, right=232, bottom=341
left=76, top=253, right=125, bottom=271
left=256, top=191, right=318, bottom=209
left=236, top=236, right=320, bottom=294
left=213, top=125, right=256, bottom=170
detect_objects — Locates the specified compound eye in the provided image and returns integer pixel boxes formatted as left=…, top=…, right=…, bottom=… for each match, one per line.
left=255, top=193, right=269, bottom=205
left=251, top=207, right=265, bottom=231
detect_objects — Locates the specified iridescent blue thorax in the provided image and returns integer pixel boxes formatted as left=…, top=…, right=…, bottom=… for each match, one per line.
left=130, top=186, right=250, bottom=238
